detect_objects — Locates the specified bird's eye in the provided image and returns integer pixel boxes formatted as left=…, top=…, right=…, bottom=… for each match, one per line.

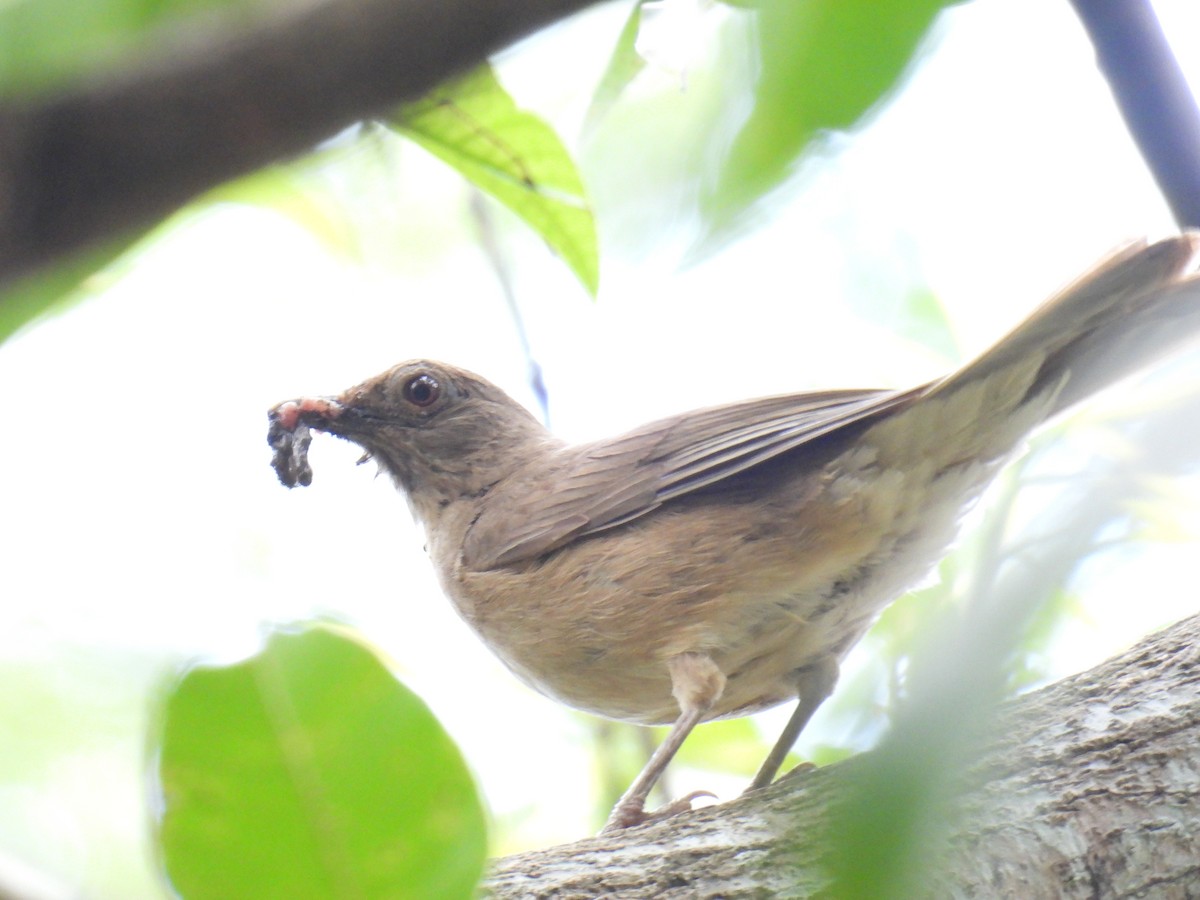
left=402, top=373, right=441, bottom=408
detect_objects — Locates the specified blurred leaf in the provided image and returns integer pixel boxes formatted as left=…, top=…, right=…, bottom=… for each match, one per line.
left=820, top=399, right=1200, bottom=894
left=393, top=65, right=599, bottom=297
left=588, top=718, right=657, bottom=821
left=0, top=239, right=133, bottom=345
left=0, top=0, right=271, bottom=96
left=578, top=6, right=758, bottom=262
left=699, top=0, right=954, bottom=249
left=156, top=624, right=486, bottom=900
left=896, top=287, right=958, bottom=360
left=1126, top=473, right=1199, bottom=542
left=825, top=599, right=1022, bottom=897
left=207, top=166, right=364, bottom=260
left=0, top=644, right=170, bottom=897
left=826, top=730, right=963, bottom=899
left=803, top=742, right=856, bottom=768
left=1004, top=588, right=1082, bottom=694
left=675, top=716, right=784, bottom=776
left=582, top=0, right=650, bottom=137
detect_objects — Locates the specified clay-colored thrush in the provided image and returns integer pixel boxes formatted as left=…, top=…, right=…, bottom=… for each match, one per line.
left=269, top=235, right=1200, bottom=830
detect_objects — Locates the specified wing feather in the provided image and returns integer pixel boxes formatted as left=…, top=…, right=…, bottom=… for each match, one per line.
left=463, top=386, right=918, bottom=569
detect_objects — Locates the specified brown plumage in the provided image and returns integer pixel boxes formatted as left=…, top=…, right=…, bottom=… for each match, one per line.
left=269, top=234, right=1200, bottom=830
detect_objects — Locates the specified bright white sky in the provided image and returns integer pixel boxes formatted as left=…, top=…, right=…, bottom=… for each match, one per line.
left=3, top=0, right=1200, bottom=889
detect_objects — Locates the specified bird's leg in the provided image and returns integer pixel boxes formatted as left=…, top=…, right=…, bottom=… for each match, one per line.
left=747, top=658, right=839, bottom=792
left=603, top=652, right=726, bottom=832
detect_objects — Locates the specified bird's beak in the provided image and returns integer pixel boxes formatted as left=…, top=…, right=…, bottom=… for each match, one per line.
left=269, top=396, right=346, bottom=434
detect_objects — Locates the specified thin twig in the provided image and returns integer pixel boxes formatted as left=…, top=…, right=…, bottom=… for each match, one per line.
left=468, top=191, right=551, bottom=425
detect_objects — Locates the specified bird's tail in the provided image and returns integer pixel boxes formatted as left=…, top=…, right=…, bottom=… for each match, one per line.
left=930, top=234, right=1200, bottom=418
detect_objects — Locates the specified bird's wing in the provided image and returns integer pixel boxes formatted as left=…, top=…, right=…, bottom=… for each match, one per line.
left=464, top=235, right=1200, bottom=571
left=463, top=386, right=918, bottom=569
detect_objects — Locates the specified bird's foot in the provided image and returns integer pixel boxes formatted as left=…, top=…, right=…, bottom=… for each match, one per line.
left=601, top=790, right=717, bottom=833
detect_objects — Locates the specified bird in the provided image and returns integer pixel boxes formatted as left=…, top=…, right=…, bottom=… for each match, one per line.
left=269, top=234, right=1200, bottom=830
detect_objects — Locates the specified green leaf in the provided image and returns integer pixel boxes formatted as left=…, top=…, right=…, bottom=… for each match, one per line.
left=700, top=0, right=955, bottom=249
left=156, top=624, right=486, bottom=900
left=393, top=65, right=599, bottom=297
left=582, top=1, right=650, bottom=138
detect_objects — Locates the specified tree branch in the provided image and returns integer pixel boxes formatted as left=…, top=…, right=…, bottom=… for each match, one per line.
left=484, top=612, right=1200, bottom=897
left=0, top=0, right=596, bottom=284
left=1069, top=0, right=1200, bottom=229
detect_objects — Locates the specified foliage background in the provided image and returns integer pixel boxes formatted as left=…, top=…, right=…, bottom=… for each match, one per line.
left=2, top=0, right=1200, bottom=895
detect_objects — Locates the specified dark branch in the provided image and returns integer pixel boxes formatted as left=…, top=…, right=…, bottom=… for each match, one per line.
left=1069, top=0, right=1200, bottom=228
left=0, top=0, right=596, bottom=285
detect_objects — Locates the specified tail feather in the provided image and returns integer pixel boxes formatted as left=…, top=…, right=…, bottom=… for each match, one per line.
left=933, top=234, right=1200, bottom=418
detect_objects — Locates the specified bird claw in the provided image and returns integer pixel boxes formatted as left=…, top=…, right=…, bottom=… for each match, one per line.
left=601, top=790, right=717, bottom=833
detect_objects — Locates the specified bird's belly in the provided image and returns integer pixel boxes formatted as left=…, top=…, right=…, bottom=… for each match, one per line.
left=454, top=572, right=889, bottom=725
left=449, top=546, right=923, bottom=725
left=445, top=452, right=988, bottom=725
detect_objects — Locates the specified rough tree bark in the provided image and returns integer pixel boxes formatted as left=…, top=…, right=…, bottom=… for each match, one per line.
left=485, top=613, right=1200, bottom=898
